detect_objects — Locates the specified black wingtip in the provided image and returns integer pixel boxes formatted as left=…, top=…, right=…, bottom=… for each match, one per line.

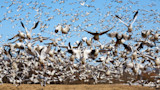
left=34, top=21, right=39, bottom=29
left=133, top=10, right=138, bottom=19
left=8, top=37, right=14, bottom=41
left=32, top=21, right=39, bottom=29
left=68, top=42, right=71, bottom=49
left=77, top=41, right=82, bottom=48
left=115, top=15, right=121, bottom=19
left=20, top=21, right=25, bottom=28
left=137, top=43, right=143, bottom=51
left=123, top=43, right=132, bottom=52
left=96, top=60, right=102, bottom=62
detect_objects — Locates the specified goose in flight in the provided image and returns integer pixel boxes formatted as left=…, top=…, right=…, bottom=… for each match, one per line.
left=20, top=21, right=39, bottom=40
left=82, top=47, right=107, bottom=60
left=55, top=24, right=63, bottom=33
left=82, top=37, right=93, bottom=46
left=115, top=33, right=125, bottom=47
left=115, top=10, right=138, bottom=32
left=25, top=42, right=37, bottom=56
left=143, top=54, right=160, bottom=66
left=141, top=30, right=152, bottom=39
left=60, top=41, right=82, bottom=59
left=122, top=43, right=132, bottom=52
left=108, top=32, right=118, bottom=38
left=84, top=26, right=115, bottom=41
left=149, top=31, right=160, bottom=44
left=8, top=31, right=26, bottom=43
left=135, top=40, right=155, bottom=51
left=62, top=25, right=71, bottom=34
left=32, top=35, right=49, bottom=43
left=55, top=24, right=71, bottom=34
left=14, top=42, right=25, bottom=50
left=122, top=33, right=132, bottom=40
left=44, top=38, right=62, bottom=47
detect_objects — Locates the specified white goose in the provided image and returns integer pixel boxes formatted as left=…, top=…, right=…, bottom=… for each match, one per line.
left=60, top=42, right=82, bottom=59
left=141, top=30, right=152, bottom=39
left=55, top=24, right=71, bottom=34
left=14, top=42, right=25, bottom=49
left=115, top=10, right=138, bottom=32
left=8, top=31, right=26, bottom=43
left=55, top=24, right=63, bottom=33
left=145, top=55, right=160, bottom=66
left=35, top=47, right=47, bottom=64
left=20, top=21, right=39, bottom=40
left=82, top=37, right=93, bottom=46
left=82, top=47, right=107, bottom=60
left=25, top=42, right=37, bottom=56
left=83, top=26, right=115, bottom=40
left=34, top=45, right=44, bottom=54
left=61, top=24, right=71, bottom=34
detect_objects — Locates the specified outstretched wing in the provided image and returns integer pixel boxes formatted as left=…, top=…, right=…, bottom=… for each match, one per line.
left=133, top=10, right=138, bottom=20
left=77, top=41, right=82, bottom=48
left=99, top=26, right=115, bottom=35
left=84, top=30, right=95, bottom=35
left=8, top=34, right=18, bottom=41
left=115, top=15, right=128, bottom=27
left=31, top=21, right=39, bottom=30
left=20, top=21, right=29, bottom=34
left=131, top=10, right=138, bottom=26
left=58, top=45, right=68, bottom=49
left=29, top=21, right=40, bottom=34
left=20, top=21, right=25, bottom=28
left=68, top=42, right=72, bottom=49
left=123, top=43, right=132, bottom=52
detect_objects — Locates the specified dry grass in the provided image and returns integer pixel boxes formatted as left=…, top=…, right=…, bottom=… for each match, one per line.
left=0, top=84, right=154, bottom=90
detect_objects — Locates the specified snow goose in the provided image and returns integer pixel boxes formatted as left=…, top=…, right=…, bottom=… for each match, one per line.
left=145, top=55, right=160, bottom=66
left=60, top=42, right=82, bottom=59
left=84, top=26, right=115, bottom=41
left=135, top=40, right=155, bottom=51
left=115, top=10, right=138, bottom=32
left=82, top=37, right=93, bottom=46
left=122, top=43, right=132, bottom=52
left=32, top=35, right=49, bottom=43
left=141, top=30, right=152, bottom=39
left=55, top=24, right=71, bottom=34
left=8, top=31, right=26, bottom=43
left=115, top=33, right=125, bottom=47
left=14, top=42, right=25, bottom=49
left=55, top=24, right=63, bottom=33
left=20, top=21, right=39, bottom=40
left=25, top=42, right=37, bottom=56
left=62, top=24, right=71, bottom=34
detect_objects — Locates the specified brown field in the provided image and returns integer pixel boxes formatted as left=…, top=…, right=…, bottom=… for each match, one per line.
left=0, top=84, right=154, bottom=90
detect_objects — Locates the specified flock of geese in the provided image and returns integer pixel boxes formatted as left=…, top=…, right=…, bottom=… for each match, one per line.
left=0, top=9, right=160, bottom=88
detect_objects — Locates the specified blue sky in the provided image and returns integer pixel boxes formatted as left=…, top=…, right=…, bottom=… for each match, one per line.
left=0, top=0, right=159, bottom=46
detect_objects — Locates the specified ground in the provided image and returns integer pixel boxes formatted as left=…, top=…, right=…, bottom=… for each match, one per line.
left=0, top=84, right=154, bottom=90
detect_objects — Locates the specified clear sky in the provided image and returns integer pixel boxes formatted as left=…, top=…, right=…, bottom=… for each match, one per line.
left=0, top=0, right=159, bottom=46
